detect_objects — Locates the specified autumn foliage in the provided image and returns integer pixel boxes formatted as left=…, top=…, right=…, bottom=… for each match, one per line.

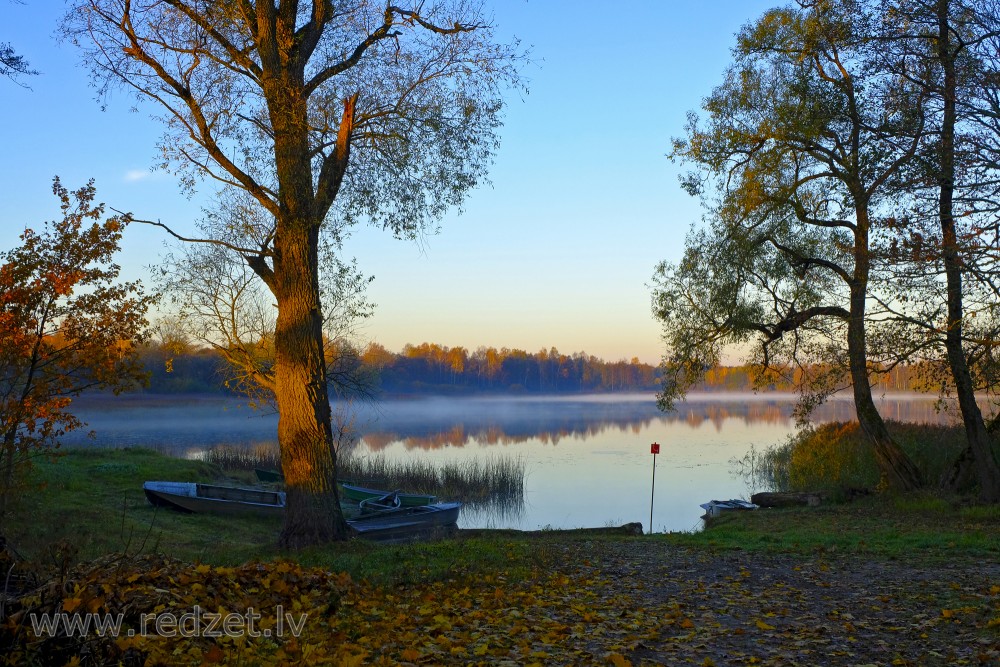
left=2, top=541, right=998, bottom=666
left=0, top=179, right=153, bottom=526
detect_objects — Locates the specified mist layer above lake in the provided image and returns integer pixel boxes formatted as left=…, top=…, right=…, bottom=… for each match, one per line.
left=61, top=392, right=964, bottom=531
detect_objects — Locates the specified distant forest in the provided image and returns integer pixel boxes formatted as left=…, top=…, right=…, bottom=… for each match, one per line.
left=131, top=341, right=933, bottom=396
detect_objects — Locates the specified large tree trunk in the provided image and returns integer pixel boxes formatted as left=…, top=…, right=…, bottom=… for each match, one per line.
left=850, top=211, right=922, bottom=491
left=847, top=309, right=922, bottom=491
left=260, top=41, right=353, bottom=546
left=273, top=221, right=349, bottom=547
left=935, top=0, right=1000, bottom=501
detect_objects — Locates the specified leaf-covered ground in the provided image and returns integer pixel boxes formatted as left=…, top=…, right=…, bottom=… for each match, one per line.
left=3, top=538, right=999, bottom=666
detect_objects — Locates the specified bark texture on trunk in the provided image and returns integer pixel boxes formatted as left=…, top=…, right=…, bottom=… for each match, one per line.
left=254, top=10, right=357, bottom=546
left=935, top=0, right=1000, bottom=501
left=273, top=222, right=347, bottom=547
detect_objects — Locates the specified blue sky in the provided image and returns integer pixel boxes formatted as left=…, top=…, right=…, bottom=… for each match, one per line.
left=1, top=1, right=777, bottom=364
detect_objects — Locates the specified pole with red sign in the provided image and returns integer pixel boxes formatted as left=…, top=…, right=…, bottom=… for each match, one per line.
left=649, top=442, right=660, bottom=535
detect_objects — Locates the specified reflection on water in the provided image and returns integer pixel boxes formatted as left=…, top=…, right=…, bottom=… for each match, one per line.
left=357, top=393, right=966, bottom=451
left=63, top=392, right=967, bottom=452
left=460, top=495, right=526, bottom=529
left=61, top=392, right=971, bottom=532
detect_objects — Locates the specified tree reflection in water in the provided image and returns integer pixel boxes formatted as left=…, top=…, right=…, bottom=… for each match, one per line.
left=357, top=394, right=968, bottom=452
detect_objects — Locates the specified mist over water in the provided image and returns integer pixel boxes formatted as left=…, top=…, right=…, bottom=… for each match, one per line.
left=63, top=392, right=964, bottom=532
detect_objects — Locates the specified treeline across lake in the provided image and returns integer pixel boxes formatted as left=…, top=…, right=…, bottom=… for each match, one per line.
left=360, top=343, right=660, bottom=394
left=130, top=339, right=938, bottom=397
left=133, top=340, right=664, bottom=395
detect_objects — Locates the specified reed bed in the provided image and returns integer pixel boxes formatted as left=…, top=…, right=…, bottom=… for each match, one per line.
left=203, top=443, right=526, bottom=505
left=339, top=451, right=526, bottom=503
left=203, top=443, right=281, bottom=473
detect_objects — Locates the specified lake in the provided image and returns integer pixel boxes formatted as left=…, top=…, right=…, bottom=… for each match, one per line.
left=62, top=392, right=963, bottom=533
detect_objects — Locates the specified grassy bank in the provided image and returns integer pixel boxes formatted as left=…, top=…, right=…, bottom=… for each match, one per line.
left=3, top=449, right=999, bottom=666
left=1, top=448, right=545, bottom=586
left=667, top=494, right=1000, bottom=563
left=4, top=447, right=999, bottom=575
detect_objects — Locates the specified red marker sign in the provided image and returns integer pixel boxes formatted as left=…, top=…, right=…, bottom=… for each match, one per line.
left=650, top=442, right=660, bottom=455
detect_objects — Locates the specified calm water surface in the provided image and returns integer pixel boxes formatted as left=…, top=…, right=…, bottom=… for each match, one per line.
left=64, top=392, right=962, bottom=532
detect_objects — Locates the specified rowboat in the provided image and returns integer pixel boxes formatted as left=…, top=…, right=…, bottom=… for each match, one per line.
left=699, top=499, right=758, bottom=518
left=347, top=502, right=462, bottom=543
left=143, top=481, right=460, bottom=543
left=339, top=483, right=436, bottom=507
left=143, top=481, right=285, bottom=517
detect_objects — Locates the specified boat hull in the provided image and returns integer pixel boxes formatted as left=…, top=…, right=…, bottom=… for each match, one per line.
left=699, top=499, right=758, bottom=518
left=347, top=502, right=462, bottom=543
left=143, top=481, right=285, bottom=518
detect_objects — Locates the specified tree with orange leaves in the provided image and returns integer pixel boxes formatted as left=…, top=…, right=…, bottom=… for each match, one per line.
left=0, top=178, right=154, bottom=528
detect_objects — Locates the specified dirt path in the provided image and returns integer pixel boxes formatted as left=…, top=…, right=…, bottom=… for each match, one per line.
left=551, top=540, right=1000, bottom=666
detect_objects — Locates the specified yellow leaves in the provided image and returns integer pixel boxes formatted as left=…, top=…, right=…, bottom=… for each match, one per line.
left=399, top=648, right=422, bottom=661
left=61, top=597, right=83, bottom=613
left=15, top=540, right=1000, bottom=667
left=336, top=653, right=367, bottom=667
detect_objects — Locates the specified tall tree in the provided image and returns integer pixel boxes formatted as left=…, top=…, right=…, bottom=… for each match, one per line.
left=870, top=0, right=1000, bottom=499
left=64, top=1, right=522, bottom=546
left=0, top=179, right=153, bottom=528
left=656, top=0, right=925, bottom=490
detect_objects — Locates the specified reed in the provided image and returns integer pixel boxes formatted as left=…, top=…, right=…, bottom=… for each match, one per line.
left=204, top=443, right=526, bottom=504
left=339, top=450, right=526, bottom=503
left=203, top=443, right=281, bottom=473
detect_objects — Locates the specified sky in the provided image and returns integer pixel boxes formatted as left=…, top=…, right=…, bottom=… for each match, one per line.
left=0, top=1, right=779, bottom=365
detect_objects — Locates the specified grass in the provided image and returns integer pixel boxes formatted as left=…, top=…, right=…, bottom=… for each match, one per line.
left=3, top=447, right=998, bottom=590
left=4, top=448, right=284, bottom=567
left=1, top=448, right=545, bottom=587
left=665, top=492, right=1000, bottom=564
